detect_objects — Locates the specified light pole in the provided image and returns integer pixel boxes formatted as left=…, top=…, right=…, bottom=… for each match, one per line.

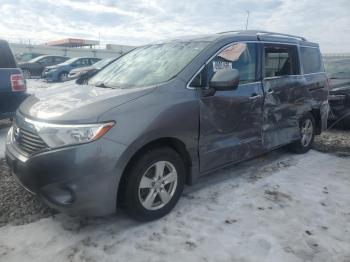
left=245, top=10, right=250, bottom=30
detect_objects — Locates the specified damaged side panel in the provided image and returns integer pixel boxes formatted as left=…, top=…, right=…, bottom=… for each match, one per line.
left=262, top=75, right=309, bottom=149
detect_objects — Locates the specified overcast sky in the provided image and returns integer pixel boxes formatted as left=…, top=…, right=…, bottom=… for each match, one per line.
left=0, top=0, right=349, bottom=53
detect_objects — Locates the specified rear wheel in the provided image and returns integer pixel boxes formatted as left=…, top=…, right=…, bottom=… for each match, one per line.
left=122, top=147, right=185, bottom=221
left=289, top=113, right=315, bottom=154
left=22, top=69, right=31, bottom=79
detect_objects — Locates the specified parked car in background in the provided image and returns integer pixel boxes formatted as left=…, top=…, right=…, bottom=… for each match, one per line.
left=324, top=57, right=350, bottom=127
left=68, top=57, right=118, bottom=80
left=5, top=31, right=328, bottom=221
left=42, top=57, right=100, bottom=82
left=15, top=52, right=45, bottom=63
left=19, top=55, right=69, bottom=79
left=0, top=40, right=28, bottom=119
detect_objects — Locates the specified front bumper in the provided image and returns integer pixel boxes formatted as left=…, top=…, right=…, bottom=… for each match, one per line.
left=5, top=130, right=128, bottom=217
left=42, top=70, right=57, bottom=81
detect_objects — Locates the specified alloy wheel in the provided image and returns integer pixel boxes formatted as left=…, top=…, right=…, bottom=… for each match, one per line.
left=301, top=119, right=313, bottom=147
left=138, top=161, right=178, bottom=211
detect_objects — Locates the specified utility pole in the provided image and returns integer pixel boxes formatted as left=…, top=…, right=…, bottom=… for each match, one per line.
left=245, top=10, right=250, bottom=30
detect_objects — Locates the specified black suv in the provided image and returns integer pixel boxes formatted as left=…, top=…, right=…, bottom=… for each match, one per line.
left=324, top=57, right=350, bottom=127
left=0, top=40, right=28, bottom=119
left=19, top=55, right=69, bottom=79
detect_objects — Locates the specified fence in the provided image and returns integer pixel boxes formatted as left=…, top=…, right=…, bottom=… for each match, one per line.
left=9, top=43, right=135, bottom=59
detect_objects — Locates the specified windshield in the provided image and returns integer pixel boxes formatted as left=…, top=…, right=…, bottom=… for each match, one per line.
left=28, top=55, right=47, bottom=63
left=60, top=57, right=79, bottom=65
left=324, top=58, right=350, bottom=79
left=88, top=41, right=209, bottom=88
left=93, top=57, right=116, bottom=69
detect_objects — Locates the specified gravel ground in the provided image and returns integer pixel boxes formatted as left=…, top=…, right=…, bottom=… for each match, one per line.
left=0, top=158, right=55, bottom=227
left=314, top=128, right=350, bottom=156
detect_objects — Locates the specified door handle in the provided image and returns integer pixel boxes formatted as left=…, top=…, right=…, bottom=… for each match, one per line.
left=249, top=94, right=262, bottom=100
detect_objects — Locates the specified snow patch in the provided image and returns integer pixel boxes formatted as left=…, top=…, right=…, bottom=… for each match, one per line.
left=0, top=150, right=349, bottom=262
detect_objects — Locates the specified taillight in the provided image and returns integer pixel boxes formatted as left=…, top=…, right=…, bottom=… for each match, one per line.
left=11, top=74, right=26, bottom=92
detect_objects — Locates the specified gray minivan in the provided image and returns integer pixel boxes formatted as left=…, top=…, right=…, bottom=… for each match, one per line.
left=5, top=31, right=329, bottom=221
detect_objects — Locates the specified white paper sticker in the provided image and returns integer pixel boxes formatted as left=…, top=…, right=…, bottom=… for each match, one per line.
left=213, top=61, right=232, bottom=72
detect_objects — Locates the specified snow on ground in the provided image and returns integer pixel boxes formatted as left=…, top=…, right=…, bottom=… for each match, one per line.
left=0, top=150, right=349, bottom=262
left=26, top=79, right=56, bottom=95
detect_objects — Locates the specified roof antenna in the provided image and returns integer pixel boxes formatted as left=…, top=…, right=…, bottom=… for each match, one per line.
left=245, top=10, right=250, bottom=30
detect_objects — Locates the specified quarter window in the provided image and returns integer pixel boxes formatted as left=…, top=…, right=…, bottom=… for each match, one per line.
left=264, top=45, right=299, bottom=77
left=300, top=47, right=323, bottom=74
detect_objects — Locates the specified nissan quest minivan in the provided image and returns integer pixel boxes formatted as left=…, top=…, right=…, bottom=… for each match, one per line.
left=5, top=31, right=329, bottom=221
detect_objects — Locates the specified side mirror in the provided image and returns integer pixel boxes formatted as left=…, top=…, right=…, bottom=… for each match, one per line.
left=209, top=68, right=240, bottom=91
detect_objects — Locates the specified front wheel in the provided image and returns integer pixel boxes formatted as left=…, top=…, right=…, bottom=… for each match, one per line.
left=289, top=113, right=315, bottom=154
left=58, top=72, right=68, bottom=82
left=122, top=147, right=185, bottom=221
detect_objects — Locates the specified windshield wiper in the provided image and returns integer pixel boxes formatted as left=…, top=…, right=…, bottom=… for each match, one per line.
left=94, top=82, right=114, bottom=89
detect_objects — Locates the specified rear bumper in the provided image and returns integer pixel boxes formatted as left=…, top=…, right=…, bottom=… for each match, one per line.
left=0, top=92, right=28, bottom=119
left=5, top=131, right=128, bottom=217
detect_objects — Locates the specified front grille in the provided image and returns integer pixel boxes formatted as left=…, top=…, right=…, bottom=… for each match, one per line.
left=14, top=126, right=48, bottom=155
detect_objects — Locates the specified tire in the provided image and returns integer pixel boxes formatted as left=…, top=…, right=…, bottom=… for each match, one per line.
left=122, top=147, right=185, bottom=221
left=22, top=69, right=31, bottom=79
left=289, top=113, right=315, bottom=154
left=58, top=72, right=68, bottom=82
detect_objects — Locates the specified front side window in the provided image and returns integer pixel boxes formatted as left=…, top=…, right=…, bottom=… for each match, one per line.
left=324, top=58, right=350, bottom=79
left=88, top=41, right=209, bottom=89
left=39, top=57, right=52, bottom=64
left=54, top=57, right=66, bottom=63
left=188, top=42, right=257, bottom=88
left=300, top=46, right=323, bottom=74
left=208, top=42, right=257, bottom=85
left=264, top=45, right=299, bottom=77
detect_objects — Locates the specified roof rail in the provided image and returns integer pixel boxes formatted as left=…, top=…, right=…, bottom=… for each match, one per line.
left=216, top=30, right=240, bottom=35
left=257, top=32, right=306, bottom=41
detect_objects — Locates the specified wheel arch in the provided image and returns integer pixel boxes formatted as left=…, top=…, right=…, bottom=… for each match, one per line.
left=117, top=137, right=194, bottom=207
left=310, top=108, right=322, bottom=135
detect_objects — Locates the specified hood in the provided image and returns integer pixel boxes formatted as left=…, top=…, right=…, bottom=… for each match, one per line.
left=45, top=65, right=60, bottom=70
left=19, top=62, right=36, bottom=67
left=70, top=66, right=95, bottom=74
left=19, top=82, right=156, bottom=124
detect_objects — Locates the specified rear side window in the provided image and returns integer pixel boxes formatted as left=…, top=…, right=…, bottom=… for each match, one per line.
left=300, top=46, right=323, bottom=74
left=264, top=45, right=299, bottom=77
left=0, top=40, right=16, bottom=68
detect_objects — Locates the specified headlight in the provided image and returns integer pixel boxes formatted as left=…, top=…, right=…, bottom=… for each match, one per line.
left=25, top=119, right=115, bottom=148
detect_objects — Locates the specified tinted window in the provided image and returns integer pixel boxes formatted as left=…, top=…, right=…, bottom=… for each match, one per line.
left=300, top=47, right=323, bottom=74
left=90, top=58, right=99, bottom=64
left=207, top=42, right=257, bottom=84
left=264, top=45, right=299, bottom=77
left=54, top=57, right=66, bottom=63
left=0, top=40, right=16, bottom=68
left=39, top=56, right=53, bottom=64
left=324, top=58, right=350, bottom=79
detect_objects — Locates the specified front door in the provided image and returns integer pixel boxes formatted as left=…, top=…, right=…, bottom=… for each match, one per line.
left=197, top=42, right=264, bottom=172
